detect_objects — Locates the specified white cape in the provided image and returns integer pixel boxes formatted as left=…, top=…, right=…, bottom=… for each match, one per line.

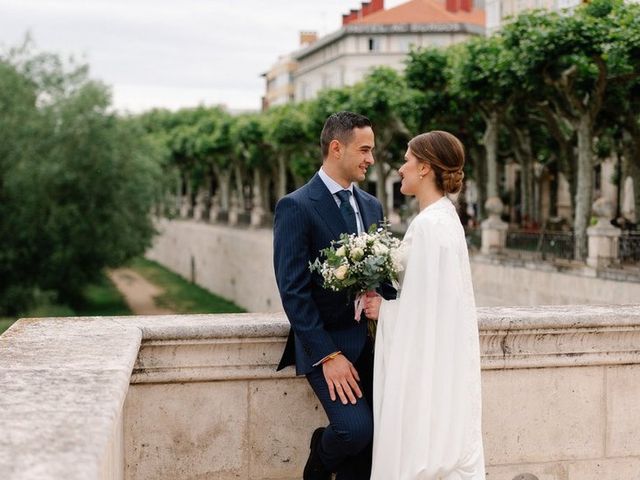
left=371, top=196, right=485, bottom=480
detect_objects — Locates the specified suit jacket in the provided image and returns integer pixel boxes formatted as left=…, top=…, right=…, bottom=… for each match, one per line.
left=273, top=173, right=395, bottom=375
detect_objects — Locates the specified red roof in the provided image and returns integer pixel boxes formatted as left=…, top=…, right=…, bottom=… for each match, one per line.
left=351, top=0, right=485, bottom=27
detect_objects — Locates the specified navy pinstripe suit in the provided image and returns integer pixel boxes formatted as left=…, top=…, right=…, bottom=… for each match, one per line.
left=273, top=172, right=395, bottom=479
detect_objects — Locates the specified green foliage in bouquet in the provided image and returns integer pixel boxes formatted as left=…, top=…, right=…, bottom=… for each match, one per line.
left=309, top=222, right=404, bottom=296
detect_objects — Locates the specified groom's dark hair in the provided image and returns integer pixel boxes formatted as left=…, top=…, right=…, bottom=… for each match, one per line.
left=320, top=111, right=372, bottom=159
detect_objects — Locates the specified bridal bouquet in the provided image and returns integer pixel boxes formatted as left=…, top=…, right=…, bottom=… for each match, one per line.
left=309, top=222, right=404, bottom=337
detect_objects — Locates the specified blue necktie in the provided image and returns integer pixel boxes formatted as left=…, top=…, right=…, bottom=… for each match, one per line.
left=336, top=190, right=358, bottom=234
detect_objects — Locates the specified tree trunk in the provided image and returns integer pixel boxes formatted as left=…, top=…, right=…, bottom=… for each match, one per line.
left=623, top=117, right=640, bottom=226
left=483, top=111, right=500, bottom=199
left=373, top=131, right=396, bottom=219
left=277, top=155, right=287, bottom=200
left=470, top=144, right=486, bottom=220
left=212, top=165, right=231, bottom=213
left=234, top=164, right=246, bottom=212
left=202, top=172, right=213, bottom=221
left=173, top=171, right=182, bottom=216
left=548, top=158, right=559, bottom=218
left=538, top=102, right=576, bottom=220
left=629, top=157, right=640, bottom=225
left=375, top=160, right=389, bottom=218
left=260, top=174, right=272, bottom=214
left=514, top=126, right=535, bottom=225
left=185, top=176, right=194, bottom=218
left=573, top=114, right=594, bottom=261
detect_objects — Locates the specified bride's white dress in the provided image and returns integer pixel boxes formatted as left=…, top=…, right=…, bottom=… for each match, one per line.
left=371, top=196, right=485, bottom=480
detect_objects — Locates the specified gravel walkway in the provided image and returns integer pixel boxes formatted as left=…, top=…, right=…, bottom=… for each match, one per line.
left=107, top=268, right=175, bottom=315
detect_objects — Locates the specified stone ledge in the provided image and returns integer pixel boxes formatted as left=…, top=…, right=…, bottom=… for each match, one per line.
left=131, top=337, right=291, bottom=383
left=479, top=305, right=640, bottom=369
left=129, top=307, right=640, bottom=382
left=111, top=313, right=289, bottom=341
left=3, top=305, right=640, bottom=479
left=0, top=318, right=141, bottom=480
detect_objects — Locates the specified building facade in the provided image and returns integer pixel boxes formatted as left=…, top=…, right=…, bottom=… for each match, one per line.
left=292, top=0, right=485, bottom=101
left=261, top=33, right=318, bottom=110
left=261, top=55, right=298, bottom=110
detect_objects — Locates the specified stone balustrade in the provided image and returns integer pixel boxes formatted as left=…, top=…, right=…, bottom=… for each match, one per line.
left=2, top=306, right=640, bottom=480
left=480, top=196, right=635, bottom=268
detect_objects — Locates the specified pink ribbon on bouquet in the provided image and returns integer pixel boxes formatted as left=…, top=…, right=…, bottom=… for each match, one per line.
left=354, top=291, right=376, bottom=321
left=354, top=292, right=366, bottom=321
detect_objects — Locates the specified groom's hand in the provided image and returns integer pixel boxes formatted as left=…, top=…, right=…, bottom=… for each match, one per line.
left=322, top=355, right=362, bottom=405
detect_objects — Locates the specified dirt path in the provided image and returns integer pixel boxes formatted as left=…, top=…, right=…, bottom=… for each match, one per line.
left=108, top=268, right=175, bottom=315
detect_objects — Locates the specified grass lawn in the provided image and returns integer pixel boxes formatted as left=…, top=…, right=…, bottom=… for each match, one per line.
left=128, top=257, right=245, bottom=314
left=0, top=318, right=14, bottom=335
left=0, top=258, right=244, bottom=337
left=0, top=274, right=131, bottom=336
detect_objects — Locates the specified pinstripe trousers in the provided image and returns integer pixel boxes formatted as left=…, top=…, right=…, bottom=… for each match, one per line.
left=305, top=337, right=375, bottom=480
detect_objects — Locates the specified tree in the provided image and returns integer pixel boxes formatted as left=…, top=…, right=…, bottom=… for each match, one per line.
left=405, top=46, right=487, bottom=218
left=230, top=113, right=273, bottom=217
left=350, top=67, right=414, bottom=215
left=502, top=0, right=640, bottom=258
left=264, top=104, right=315, bottom=198
left=0, top=49, right=161, bottom=313
left=598, top=1, right=640, bottom=222
left=448, top=35, right=517, bottom=207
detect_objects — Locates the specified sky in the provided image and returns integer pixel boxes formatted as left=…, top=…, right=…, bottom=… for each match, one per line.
left=0, top=0, right=406, bottom=113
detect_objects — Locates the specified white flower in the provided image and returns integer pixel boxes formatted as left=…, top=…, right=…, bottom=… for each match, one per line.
left=335, top=246, right=346, bottom=257
left=372, top=242, right=389, bottom=256
left=390, top=245, right=406, bottom=272
left=334, top=264, right=349, bottom=280
left=350, top=247, right=364, bottom=261
left=353, top=236, right=367, bottom=249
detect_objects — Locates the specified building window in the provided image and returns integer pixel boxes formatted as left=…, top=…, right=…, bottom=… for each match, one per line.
left=368, top=37, right=380, bottom=52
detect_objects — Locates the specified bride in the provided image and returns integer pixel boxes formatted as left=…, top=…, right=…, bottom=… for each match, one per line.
left=364, top=131, right=485, bottom=480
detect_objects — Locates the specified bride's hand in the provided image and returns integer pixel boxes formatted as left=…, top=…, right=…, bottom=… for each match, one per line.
left=364, top=294, right=382, bottom=320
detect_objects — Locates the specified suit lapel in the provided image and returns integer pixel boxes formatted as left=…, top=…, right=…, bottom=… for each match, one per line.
left=353, top=187, right=376, bottom=231
left=308, top=174, right=349, bottom=239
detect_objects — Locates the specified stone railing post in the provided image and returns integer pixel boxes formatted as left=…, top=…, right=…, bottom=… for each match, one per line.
left=587, top=198, right=621, bottom=269
left=481, top=197, right=508, bottom=254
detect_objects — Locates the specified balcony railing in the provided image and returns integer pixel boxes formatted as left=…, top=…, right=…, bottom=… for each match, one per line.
left=505, top=229, right=575, bottom=261
left=620, top=232, right=640, bottom=264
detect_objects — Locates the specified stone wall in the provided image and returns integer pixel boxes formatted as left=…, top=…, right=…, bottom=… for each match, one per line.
left=471, top=256, right=640, bottom=306
left=146, top=219, right=282, bottom=312
left=3, top=307, right=640, bottom=480
left=147, top=219, right=640, bottom=310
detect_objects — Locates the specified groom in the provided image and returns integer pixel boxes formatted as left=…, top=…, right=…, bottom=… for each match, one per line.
left=273, top=111, right=394, bottom=480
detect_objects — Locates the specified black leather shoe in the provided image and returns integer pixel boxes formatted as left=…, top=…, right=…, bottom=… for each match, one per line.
left=303, top=427, right=331, bottom=480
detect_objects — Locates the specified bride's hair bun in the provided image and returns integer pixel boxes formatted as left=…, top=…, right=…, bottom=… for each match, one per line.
left=442, top=169, right=464, bottom=194
left=408, top=131, right=466, bottom=195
